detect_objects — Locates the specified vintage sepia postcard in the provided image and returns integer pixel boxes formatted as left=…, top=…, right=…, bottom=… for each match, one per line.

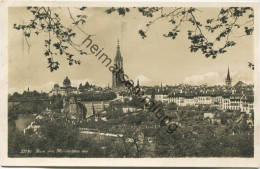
left=0, top=0, right=260, bottom=167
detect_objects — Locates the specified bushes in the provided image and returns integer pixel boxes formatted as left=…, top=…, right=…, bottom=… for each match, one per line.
left=154, top=127, right=254, bottom=157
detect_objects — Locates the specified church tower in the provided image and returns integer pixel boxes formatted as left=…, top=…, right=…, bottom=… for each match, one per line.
left=63, top=76, right=71, bottom=88
left=225, top=67, right=232, bottom=87
left=112, top=40, right=124, bottom=89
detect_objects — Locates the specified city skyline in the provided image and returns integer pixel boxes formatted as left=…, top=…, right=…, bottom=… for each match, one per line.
left=8, top=7, right=254, bottom=94
left=9, top=67, right=253, bottom=94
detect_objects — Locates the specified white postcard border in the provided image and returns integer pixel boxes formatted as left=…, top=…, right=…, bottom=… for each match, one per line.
left=0, top=1, right=259, bottom=167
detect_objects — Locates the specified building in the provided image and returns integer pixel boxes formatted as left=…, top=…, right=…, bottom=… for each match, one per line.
left=197, top=96, right=213, bottom=105
left=49, top=76, right=78, bottom=96
left=240, top=95, right=254, bottom=114
left=62, top=96, right=87, bottom=121
left=154, top=94, right=169, bottom=103
left=221, top=93, right=254, bottom=112
left=122, top=106, right=136, bottom=113
left=82, top=101, right=109, bottom=118
left=112, top=40, right=125, bottom=89
left=204, top=112, right=215, bottom=119
left=225, top=67, right=232, bottom=87
left=229, top=94, right=241, bottom=111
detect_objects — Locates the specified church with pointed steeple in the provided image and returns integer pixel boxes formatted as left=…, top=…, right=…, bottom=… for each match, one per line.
left=112, top=40, right=125, bottom=89
left=225, top=67, right=232, bottom=87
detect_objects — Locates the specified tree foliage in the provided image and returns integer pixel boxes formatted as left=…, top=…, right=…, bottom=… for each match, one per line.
left=107, top=7, right=254, bottom=60
left=14, top=7, right=87, bottom=71
left=14, top=7, right=254, bottom=71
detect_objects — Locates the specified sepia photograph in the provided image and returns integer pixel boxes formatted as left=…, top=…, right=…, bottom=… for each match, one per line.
left=0, top=1, right=259, bottom=167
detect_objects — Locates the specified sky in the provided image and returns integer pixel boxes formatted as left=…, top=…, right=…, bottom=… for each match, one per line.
left=8, top=7, right=254, bottom=93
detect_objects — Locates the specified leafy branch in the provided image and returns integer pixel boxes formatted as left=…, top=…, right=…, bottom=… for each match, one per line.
left=14, top=7, right=89, bottom=72
left=14, top=7, right=255, bottom=71
left=106, top=7, right=254, bottom=68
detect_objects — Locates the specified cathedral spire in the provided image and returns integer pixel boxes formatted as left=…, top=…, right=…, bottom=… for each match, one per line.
left=114, top=39, right=123, bottom=69
left=117, top=39, right=120, bottom=49
left=112, top=39, right=124, bottom=89
left=226, top=66, right=231, bottom=81
left=225, top=66, right=232, bottom=87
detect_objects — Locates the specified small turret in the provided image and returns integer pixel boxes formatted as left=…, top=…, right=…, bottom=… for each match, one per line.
left=63, top=76, right=71, bottom=88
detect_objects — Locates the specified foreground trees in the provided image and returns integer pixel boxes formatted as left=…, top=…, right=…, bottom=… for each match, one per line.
left=9, top=119, right=253, bottom=157
left=154, top=125, right=253, bottom=157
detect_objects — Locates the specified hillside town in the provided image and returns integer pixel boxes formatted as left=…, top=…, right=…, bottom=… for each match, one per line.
left=8, top=42, right=254, bottom=157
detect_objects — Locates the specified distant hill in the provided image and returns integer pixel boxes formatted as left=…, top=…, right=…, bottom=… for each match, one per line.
left=234, top=81, right=247, bottom=88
